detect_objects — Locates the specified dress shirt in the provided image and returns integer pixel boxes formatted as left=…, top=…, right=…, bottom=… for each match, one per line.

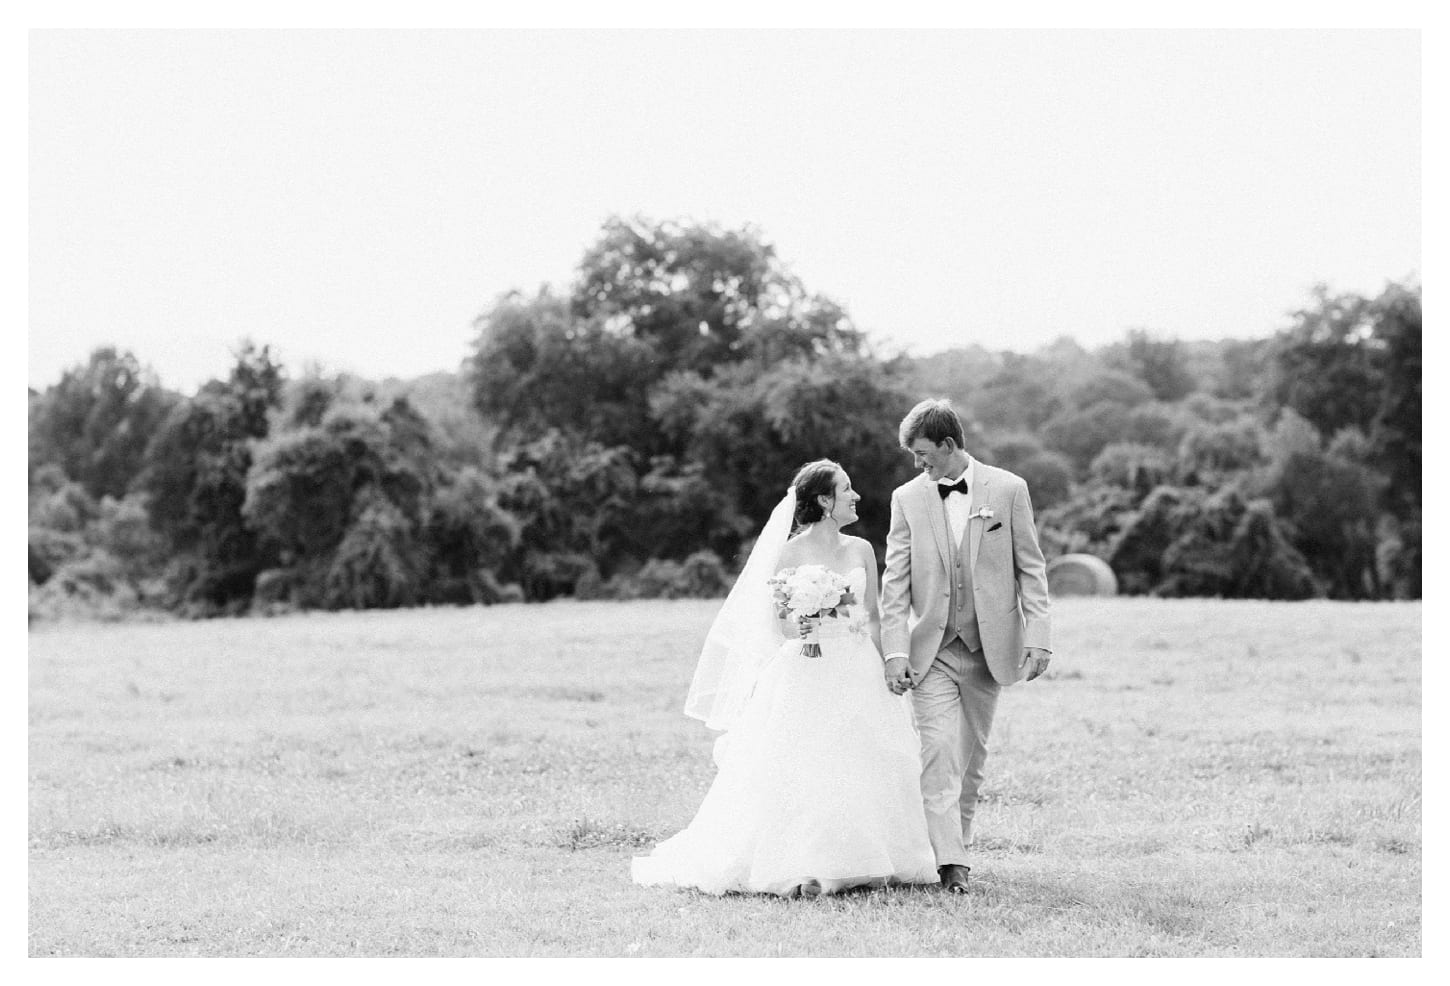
left=937, top=457, right=976, bottom=545
left=884, top=457, right=976, bottom=666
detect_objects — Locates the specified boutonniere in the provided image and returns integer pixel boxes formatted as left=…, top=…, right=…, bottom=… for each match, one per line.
left=972, top=506, right=995, bottom=521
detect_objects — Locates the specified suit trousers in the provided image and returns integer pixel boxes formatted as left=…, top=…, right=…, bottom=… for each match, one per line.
left=912, top=636, right=1001, bottom=867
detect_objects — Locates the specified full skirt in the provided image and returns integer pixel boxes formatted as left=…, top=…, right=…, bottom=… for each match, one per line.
left=632, top=628, right=938, bottom=896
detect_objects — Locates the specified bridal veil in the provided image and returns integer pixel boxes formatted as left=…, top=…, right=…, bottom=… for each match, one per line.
left=682, top=487, right=795, bottom=732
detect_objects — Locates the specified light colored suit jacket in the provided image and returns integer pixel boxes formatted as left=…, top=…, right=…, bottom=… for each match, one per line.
left=880, top=462, right=1051, bottom=686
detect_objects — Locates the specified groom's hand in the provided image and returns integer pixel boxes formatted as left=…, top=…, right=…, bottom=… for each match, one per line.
left=884, top=656, right=912, bottom=694
left=1023, top=647, right=1052, bottom=681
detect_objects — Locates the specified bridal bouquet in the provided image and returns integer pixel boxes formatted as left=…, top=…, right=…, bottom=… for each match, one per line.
left=767, top=565, right=857, bottom=658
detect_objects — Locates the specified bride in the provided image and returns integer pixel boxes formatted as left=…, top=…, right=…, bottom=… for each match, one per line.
left=632, top=459, right=938, bottom=896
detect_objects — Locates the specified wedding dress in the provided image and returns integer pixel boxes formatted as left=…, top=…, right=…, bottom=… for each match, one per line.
left=632, top=564, right=939, bottom=896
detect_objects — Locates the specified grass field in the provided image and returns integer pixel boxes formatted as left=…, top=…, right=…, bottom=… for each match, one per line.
left=28, top=597, right=1421, bottom=957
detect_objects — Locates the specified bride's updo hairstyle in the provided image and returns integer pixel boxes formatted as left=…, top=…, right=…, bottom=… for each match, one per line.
left=790, top=459, right=843, bottom=533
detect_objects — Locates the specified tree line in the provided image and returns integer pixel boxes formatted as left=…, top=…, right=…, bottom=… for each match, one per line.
left=27, top=217, right=1420, bottom=620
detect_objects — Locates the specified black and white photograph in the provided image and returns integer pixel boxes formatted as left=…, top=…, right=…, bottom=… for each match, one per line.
left=24, top=20, right=1425, bottom=961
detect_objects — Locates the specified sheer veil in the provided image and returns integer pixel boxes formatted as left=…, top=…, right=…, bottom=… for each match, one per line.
left=683, top=487, right=795, bottom=732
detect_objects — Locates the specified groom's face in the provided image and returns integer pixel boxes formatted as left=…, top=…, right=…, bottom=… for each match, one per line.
left=909, top=437, right=958, bottom=481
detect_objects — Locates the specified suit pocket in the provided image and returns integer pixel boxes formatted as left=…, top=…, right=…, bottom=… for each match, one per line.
left=987, top=522, right=1003, bottom=533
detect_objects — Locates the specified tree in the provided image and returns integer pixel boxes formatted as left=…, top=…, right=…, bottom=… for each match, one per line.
left=137, top=341, right=284, bottom=610
left=1268, top=285, right=1386, bottom=438
left=243, top=397, right=440, bottom=608
left=1262, top=446, right=1385, bottom=599
left=654, top=353, right=917, bottom=560
left=492, top=430, right=643, bottom=599
left=321, top=491, right=423, bottom=610
left=1204, top=337, right=1273, bottom=400
left=1013, top=452, right=1074, bottom=510
left=979, top=433, right=1044, bottom=475
left=1156, top=487, right=1321, bottom=599
left=1066, top=368, right=1156, bottom=412
left=1264, top=407, right=1322, bottom=465
left=1090, top=443, right=1174, bottom=498
left=1105, top=329, right=1197, bottom=401
left=1366, top=281, right=1420, bottom=521
left=242, top=426, right=359, bottom=562
left=1375, top=511, right=1420, bottom=600
left=1180, top=393, right=1255, bottom=424
left=1122, top=402, right=1195, bottom=452
left=1107, top=485, right=1203, bottom=595
left=1037, top=485, right=1137, bottom=560
left=28, top=464, right=95, bottom=580
left=468, top=288, right=660, bottom=453
left=978, top=434, right=1072, bottom=510
left=572, top=215, right=867, bottom=373
left=908, top=345, right=1001, bottom=410
left=423, top=466, right=520, bottom=604
left=376, top=371, right=497, bottom=471
left=28, top=347, right=179, bottom=499
left=1261, top=280, right=1420, bottom=596
left=968, top=353, right=1066, bottom=432
left=27, top=463, right=168, bottom=616
left=1176, top=416, right=1268, bottom=483
left=1040, top=401, right=1134, bottom=473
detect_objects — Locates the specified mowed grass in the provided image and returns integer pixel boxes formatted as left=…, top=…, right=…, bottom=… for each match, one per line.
left=29, top=597, right=1420, bottom=957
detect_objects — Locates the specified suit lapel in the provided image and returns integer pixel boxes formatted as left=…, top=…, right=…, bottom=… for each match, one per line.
left=919, top=477, right=952, bottom=575
left=968, top=466, right=993, bottom=571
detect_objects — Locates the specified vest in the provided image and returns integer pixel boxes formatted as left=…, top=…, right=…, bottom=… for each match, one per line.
left=941, top=501, right=982, bottom=653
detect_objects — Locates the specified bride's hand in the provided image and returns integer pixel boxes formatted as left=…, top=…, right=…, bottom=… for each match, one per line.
left=794, top=615, right=820, bottom=639
left=883, top=656, right=912, bottom=695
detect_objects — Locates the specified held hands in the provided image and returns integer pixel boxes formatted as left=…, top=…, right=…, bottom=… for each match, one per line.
left=794, top=614, right=820, bottom=639
left=1023, top=647, right=1052, bottom=681
left=884, top=656, right=913, bottom=695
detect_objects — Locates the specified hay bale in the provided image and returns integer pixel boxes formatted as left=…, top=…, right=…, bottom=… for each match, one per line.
left=1047, top=553, right=1118, bottom=596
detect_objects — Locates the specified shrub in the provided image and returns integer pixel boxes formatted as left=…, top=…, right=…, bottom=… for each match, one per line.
left=1090, top=443, right=1174, bottom=496
left=1041, top=401, right=1134, bottom=473
left=28, top=551, right=141, bottom=622
left=520, top=551, right=598, bottom=601
left=1155, top=488, right=1322, bottom=599
left=981, top=433, right=1044, bottom=475
left=253, top=568, right=300, bottom=609
left=675, top=550, right=732, bottom=597
left=1014, top=451, right=1074, bottom=510
left=596, top=550, right=731, bottom=600
left=1122, top=402, right=1194, bottom=451
left=573, top=567, right=608, bottom=601
left=1177, top=417, right=1268, bottom=479
left=321, top=494, right=424, bottom=610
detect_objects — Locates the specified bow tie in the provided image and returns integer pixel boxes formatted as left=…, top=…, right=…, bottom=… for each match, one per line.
left=937, top=479, right=969, bottom=499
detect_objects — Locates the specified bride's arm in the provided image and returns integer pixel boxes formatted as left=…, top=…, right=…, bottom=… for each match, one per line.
left=857, top=539, right=884, bottom=655
left=772, top=549, right=811, bottom=639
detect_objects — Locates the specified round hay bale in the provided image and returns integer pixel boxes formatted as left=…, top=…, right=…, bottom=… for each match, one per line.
left=1047, top=553, right=1118, bottom=596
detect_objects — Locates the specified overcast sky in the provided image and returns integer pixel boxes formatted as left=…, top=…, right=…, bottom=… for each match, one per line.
left=29, top=29, right=1420, bottom=394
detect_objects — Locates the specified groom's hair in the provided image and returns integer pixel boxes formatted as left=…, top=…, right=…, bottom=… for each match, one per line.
left=898, top=399, right=966, bottom=450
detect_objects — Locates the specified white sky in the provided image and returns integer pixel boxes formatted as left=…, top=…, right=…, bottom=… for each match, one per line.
left=28, top=28, right=1420, bottom=394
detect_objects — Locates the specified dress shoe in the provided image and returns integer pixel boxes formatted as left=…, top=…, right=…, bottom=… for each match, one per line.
left=938, top=864, right=970, bottom=894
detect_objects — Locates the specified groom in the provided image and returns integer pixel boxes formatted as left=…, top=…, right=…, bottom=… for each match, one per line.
left=879, top=398, right=1052, bottom=894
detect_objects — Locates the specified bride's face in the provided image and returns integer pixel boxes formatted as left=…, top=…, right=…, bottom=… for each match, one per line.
left=823, top=471, right=861, bottom=527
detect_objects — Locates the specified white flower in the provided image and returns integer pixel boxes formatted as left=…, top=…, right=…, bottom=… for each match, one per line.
left=973, top=506, right=995, bottom=520
left=775, top=564, right=850, bottom=618
left=790, top=589, right=826, bottom=614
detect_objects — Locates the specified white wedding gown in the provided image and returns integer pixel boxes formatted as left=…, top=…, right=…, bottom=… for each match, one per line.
left=632, top=567, right=939, bottom=896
